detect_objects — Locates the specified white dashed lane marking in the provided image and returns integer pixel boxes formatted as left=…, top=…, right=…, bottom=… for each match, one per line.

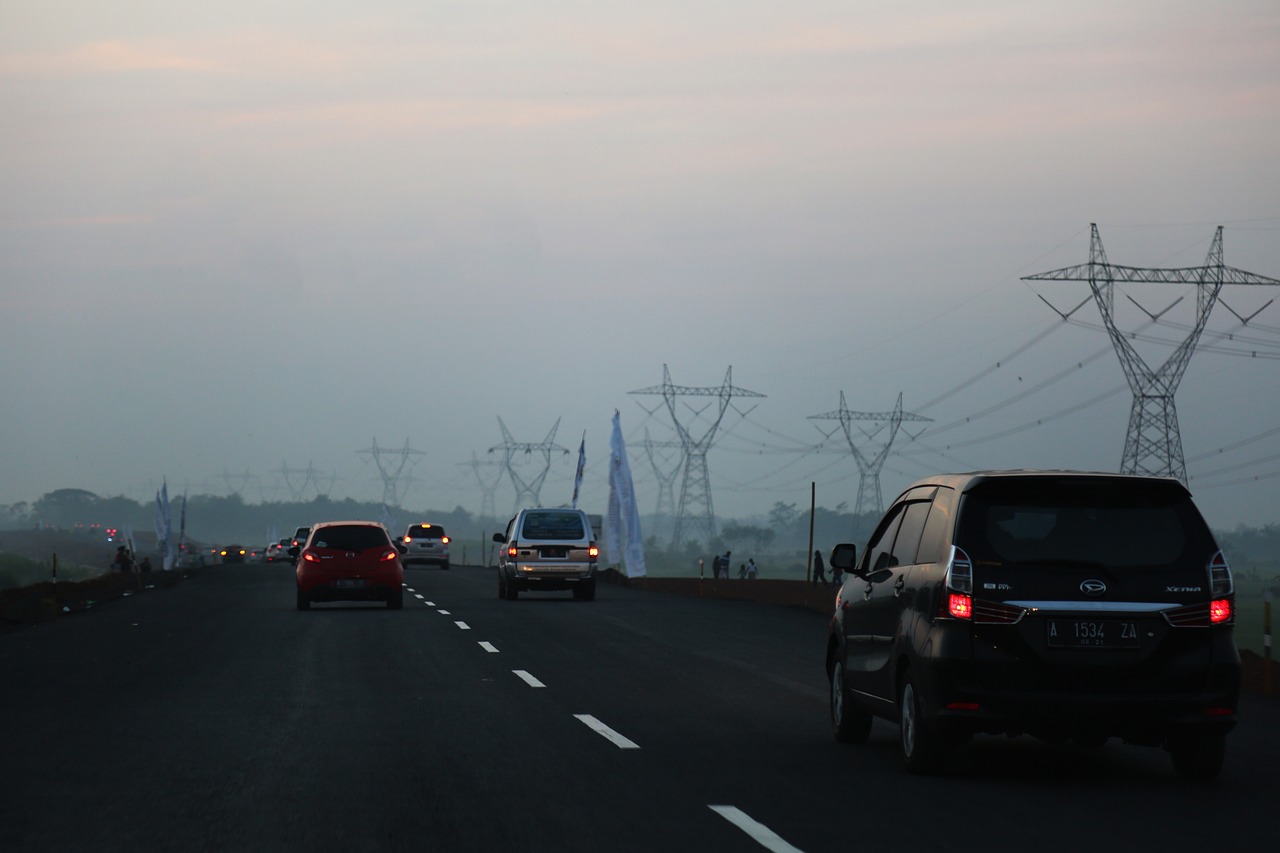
left=513, top=670, right=545, bottom=688
left=455, top=621, right=470, bottom=630
left=478, top=642, right=499, bottom=653
left=436, top=609, right=450, bottom=615
left=708, top=806, right=804, bottom=853
left=573, top=714, right=640, bottom=749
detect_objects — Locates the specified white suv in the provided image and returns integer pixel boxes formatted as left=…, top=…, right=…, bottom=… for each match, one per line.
left=401, top=523, right=450, bottom=570
left=492, top=508, right=598, bottom=600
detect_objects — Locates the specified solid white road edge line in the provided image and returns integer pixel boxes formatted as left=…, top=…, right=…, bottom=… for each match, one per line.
left=478, top=642, right=499, bottom=653
left=513, top=670, right=545, bottom=688
left=707, top=806, right=804, bottom=853
left=573, top=714, right=640, bottom=749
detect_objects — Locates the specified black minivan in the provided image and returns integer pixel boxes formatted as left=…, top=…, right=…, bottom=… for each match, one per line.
left=826, top=470, right=1240, bottom=779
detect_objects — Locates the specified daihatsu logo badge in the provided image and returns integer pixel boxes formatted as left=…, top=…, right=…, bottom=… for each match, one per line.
left=1080, top=579, right=1107, bottom=596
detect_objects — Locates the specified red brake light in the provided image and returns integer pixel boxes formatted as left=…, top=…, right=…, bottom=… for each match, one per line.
left=380, top=549, right=398, bottom=562
left=507, top=545, right=517, bottom=558
left=302, top=551, right=320, bottom=563
left=948, top=593, right=973, bottom=620
left=589, top=544, right=599, bottom=558
left=441, top=536, right=450, bottom=544
left=1209, top=599, right=1232, bottom=624
left=403, top=535, right=411, bottom=544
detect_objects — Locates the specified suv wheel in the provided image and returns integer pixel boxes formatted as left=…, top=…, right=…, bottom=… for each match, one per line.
left=503, top=574, right=519, bottom=600
left=830, top=659, right=872, bottom=743
left=900, top=671, right=945, bottom=774
left=1169, top=731, right=1225, bottom=781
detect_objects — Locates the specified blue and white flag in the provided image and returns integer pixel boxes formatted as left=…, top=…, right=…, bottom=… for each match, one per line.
left=571, top=433, right=586, bottom=509
left=605, top=411, right=646, bottom=577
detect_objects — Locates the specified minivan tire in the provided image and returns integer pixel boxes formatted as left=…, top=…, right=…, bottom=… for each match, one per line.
left=831, top=659, right=872, bottom=743
left=1169, top=731, right=1226, bottom=781
left=900, top=671, right=945, bottom=774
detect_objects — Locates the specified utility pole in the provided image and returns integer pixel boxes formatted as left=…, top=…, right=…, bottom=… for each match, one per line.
left=489, top=417, right=570, bottom=511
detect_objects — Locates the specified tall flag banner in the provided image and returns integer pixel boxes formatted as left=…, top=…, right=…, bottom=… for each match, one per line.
left=571, top=433, right=586, bottom=509
left=178, top=493, right=188, bottom=564
left=605, top=411, right=646, bottom=577
left=160, top=480, right=175, bottom=571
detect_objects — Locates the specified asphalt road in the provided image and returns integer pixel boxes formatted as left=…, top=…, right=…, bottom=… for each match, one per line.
left=2, top=564, right=1278, bottom=852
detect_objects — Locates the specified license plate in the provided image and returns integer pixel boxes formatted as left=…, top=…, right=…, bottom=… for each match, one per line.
left=335, top=578, right=366, bottom=589
left=1046, top=619, right=1140, bottom=649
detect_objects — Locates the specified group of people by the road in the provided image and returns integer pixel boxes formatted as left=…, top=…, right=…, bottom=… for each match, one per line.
left=111, top=545, right=151, bottom=574
left=810, top=549, right=842, bottom=588
left=708, top=550, right=758, bottom=580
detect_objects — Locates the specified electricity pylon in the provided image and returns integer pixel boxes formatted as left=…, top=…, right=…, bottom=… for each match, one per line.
left=461, top=451, right=505, bottom=523
left=808, top=391, right=932, bottom=515
left=1024, top=224, right=1279, bottom=483
left=489, top=417, right=569, bottom=511
left=220, top=467, right=253, bottom=497
left=638, top=427, right=685, bottom=536
left=274, top=460, right=320, bottom=501
left=356, top=438, right=424, bottom=507
left=630, top=365, right=765, bottom=547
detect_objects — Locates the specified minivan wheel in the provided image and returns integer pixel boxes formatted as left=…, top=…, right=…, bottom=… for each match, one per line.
left=1169, top=731, right=1225, bottom=781
left=900, top=672, right=944, bottom=774
left=831, top=659, right=872, bottom=743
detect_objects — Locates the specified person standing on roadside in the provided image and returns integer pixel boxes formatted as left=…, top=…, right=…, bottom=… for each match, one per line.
left=812, top=550, right=826, bottom=585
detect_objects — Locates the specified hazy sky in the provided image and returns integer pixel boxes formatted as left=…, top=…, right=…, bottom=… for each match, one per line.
left=3, top=1, right=1279, bottom=532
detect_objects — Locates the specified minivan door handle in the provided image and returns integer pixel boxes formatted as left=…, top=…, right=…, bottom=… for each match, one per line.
left=893, top=576, right=906, bottom=597
left=862, top=582, right=873, bottom=600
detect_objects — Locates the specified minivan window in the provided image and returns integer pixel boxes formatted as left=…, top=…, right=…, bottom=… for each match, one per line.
left=864, top=503, right=906, bottom=573
left=407, top=526, right=445, bottom=540
left=960, top=482, right=1206, bottom=569
left=521, top=511, right=586, bottom=540
left=890, top=501, right=932, bottom=567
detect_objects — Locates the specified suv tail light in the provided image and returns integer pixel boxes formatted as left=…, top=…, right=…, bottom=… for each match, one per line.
left=942, top=546, right=974, bottom=619
left=507, top=543, right=518, bottom=558
left=588, top=544, right=599, bottom=559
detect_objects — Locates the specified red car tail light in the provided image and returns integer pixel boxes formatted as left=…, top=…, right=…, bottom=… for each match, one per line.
left=380, top=549, right=398, bottom=562
left=302, top=551, right=320, bottom=563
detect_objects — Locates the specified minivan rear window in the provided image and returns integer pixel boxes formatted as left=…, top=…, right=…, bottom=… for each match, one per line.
left=959, top=480, right=1210, bottom=569
left=407, top=526, right=445, bottom=540
left=521, top=511, right=585, bottom=540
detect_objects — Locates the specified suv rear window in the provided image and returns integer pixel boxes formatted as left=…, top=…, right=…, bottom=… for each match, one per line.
left=959, top=479, right=1210, bottom=569
left=520, top=511, right=586, bottom=540
left=406, top=526, right=445, bottom=540
left=310, top=526, right=391, bottom=551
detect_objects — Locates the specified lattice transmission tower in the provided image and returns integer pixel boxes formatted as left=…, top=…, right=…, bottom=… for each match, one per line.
left=274, top=460, right=321, bottom=501
left=489, top=417, right=570, bottom=511
left=809, top=391, right=932, bottom=515
left=638, top=426, right=685, bottom=539
left=461, top=451, right=505, bottom=523
left=356, top=438, right=424, bottom=507
left=1024, top=224, right=1280, bottom=483
left=630, top=365, right=765, bottom=547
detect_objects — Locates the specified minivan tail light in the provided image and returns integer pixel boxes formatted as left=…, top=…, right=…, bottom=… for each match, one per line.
left=945, top=546, right=973, bottom=594
left=948, top=593, right=974, bottom=620
left=441, top=536, right=450, bottom=544
left=1209, top=599, right=1232, bottom=624
left=1207, top=551, right=1233, bottom=596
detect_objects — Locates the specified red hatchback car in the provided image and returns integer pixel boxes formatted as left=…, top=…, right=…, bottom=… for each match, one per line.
left=293, top=521, right=406, bottom=611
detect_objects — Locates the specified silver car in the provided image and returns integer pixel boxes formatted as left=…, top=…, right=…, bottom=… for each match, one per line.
left=492, top=508, right=598, bottom=600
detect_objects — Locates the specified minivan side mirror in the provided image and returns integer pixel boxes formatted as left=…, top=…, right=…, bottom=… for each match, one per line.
left=492, top=532, right=507, bottom=544
left=829, top=543, right=858, bottom=572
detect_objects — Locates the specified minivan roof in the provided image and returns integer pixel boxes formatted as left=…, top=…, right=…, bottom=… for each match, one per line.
left=893, top=470, right=1191, bottom=502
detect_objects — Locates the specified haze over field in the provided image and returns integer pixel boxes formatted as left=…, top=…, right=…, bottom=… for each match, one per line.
left=3, top=2, right=1278, bottom=530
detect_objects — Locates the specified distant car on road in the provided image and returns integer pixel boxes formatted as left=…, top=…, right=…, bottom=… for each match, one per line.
left=293, top=521, right=406, bottom=611
left=825, top=470, right=1239, bottom=780
left=492, top=508, right=598, bottom=601
left=219, top=545, right=247, bottom=564
left=265, top=539, right=292, bottom=563
left=401, top=523, right=450, bottom=570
